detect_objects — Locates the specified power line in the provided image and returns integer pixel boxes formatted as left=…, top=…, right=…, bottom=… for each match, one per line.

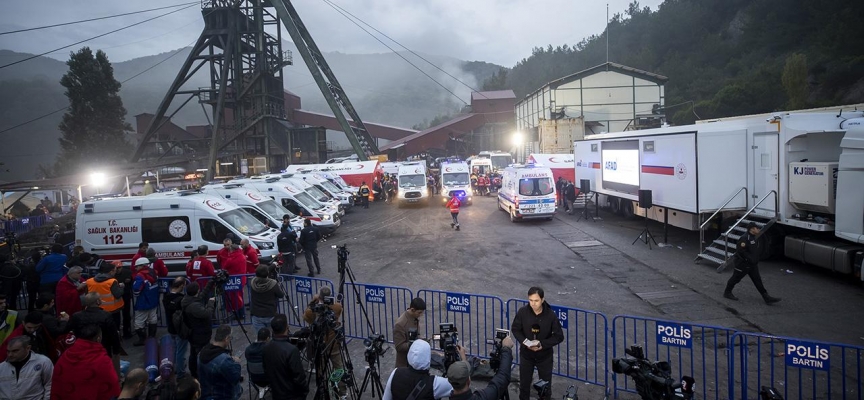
left=321, top=0, right=488, bottom=99
left=0, top=2, right=198, bottom=36
left=319, top=0, right=468, bottom=105
left=0, top=3, right=197, bottom=70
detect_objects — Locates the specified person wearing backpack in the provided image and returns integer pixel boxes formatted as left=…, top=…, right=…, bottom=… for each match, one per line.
left=162, top=276, right=189, bottom=379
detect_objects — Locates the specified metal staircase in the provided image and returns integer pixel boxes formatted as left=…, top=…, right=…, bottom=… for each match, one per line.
left=695, top=189, right=779, bottom=265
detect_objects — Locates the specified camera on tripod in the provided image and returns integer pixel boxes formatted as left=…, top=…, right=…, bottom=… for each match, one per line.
left=612, top=345, right=695, bottom=400
left=337, top=244, right=349, bottom=261
left=486, top=328, right=509, bottom=371
left=212, top=269, right=230, bottom=284
left=364, top=333, right=386, bottom=356
left=312, top=296, right=335, bottom=314
left=288, top=327, right=311, bottom=351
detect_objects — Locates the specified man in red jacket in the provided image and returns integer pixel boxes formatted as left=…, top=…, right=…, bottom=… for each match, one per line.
left=222, top=243, right=247, bottom=319
left=186, top=245, right=216, bottom=283
left=130, top=242, right=149, bottom=266
left=446, top=193, right=462, bottom=230
left=240, top=239, right=260, bottom=274
left=145, top=248, right=169, bottom=277
left=216, top=238, right=233, bottom=268
left=51, top=324, right=120, bottom=400
left=55, top=266, right=86, bottom=317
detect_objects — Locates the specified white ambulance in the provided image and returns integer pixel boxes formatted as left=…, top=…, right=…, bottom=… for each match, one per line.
left=439, top=161, right=473, bottom=205
left=396, top=162, right=429, bottom=206
left=199, top=183, right=303, bottom=232
left=75, top=191, right=281, bottom=273
left=231, top=177, right=341, bottom=235
left=497, top=163, right=557, bottom=222
left=288, top=172, right=355, bottom=210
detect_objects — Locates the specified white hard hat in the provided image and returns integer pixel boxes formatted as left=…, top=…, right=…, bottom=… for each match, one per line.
left=134, top=257, right=151, bottom=267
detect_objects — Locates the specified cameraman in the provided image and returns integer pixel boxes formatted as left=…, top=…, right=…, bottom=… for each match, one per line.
left=447, top=335, right=515, bottom=400
left=383, top=340, right=454, bottom=400
left=393, top=297, right=426, bottom=368
left=303, top=287, right=346, bottom=396
left=181, top=279, right=217, bottom=378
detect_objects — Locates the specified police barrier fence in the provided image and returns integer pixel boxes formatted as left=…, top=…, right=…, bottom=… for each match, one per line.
left=612, top=315, right=737, bottom=400
left=729, top=332, right=864, bottom=400
left=507, top=299, right=608, bottom=387
left=280, top=274, right=335, bottom=328
left=340, top=282, right=414, bottom=342
left=417, top=289, right=505, bottom=359
left=2, top=214, right=52, bottom=235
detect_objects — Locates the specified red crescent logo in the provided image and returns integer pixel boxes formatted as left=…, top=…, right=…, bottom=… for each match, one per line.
left=549, top=157, right=558, bottom=163
left=205, top=199, right=225, bottom=211
left=445, top=167, right=452, bottom=172
left=246, top=192, right=262, bottom=201
left=356, top=164, right=365, bottom=170
left=285, top=186, right=296, bottom=193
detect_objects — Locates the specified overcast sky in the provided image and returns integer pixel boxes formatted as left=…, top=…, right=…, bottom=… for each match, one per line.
left=0, top=0, right=663, bottom=67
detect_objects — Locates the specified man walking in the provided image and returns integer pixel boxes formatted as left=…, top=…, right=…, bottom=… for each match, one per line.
left=446, top=192, right=461, bottom=230
left=299, top=219, right=322, bottom=277
left=511, top=286, right=564, bottom=400
left=724, top=222, right=781, bottom=304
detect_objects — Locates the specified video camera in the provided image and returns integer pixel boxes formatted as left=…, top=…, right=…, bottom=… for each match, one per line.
left=433, top=322, right=460, bottom=371
left=364, top=333, right=386, bottom=356
left=612, top=345, right=695, bottom=400
left=212, top=269, right=230, bottom=284
left=407, top=328, right=418, bottom=343
left=337, top=244, right=349, bottom=261
left=288, top=327, right=311, bottom=351
left=312, top=296, right=335, bottom=314
left=486, top=328, right=509, bottom=371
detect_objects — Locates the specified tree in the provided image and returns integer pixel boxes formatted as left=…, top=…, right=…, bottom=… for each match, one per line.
left=481, top=67, right=509, bottom=91
left=782, top=53, right=809, bottom=110
left=54, top=47, right=131, bottom=176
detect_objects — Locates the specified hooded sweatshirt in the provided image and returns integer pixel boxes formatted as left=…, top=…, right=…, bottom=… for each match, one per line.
left=383, top=340, right=453, bottom=400
left=198, top=343, right=242, bottom=400
left=249, top=277, right=284, bottom=318
left=510, top=300, right=565, bottom=360
left=51, top=339, right=120, bottom=400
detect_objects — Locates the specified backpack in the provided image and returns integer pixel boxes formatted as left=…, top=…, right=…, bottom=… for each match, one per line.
left=173, top=309, right=192, bottom=340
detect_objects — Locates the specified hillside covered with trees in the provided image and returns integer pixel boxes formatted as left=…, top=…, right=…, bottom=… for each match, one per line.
left=486, top=0, right=864, bottom=124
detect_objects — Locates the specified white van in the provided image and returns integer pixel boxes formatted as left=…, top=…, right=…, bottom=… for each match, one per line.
left=470, top=157, right=493, bottom=175
left=439, top=161, right=473, bottom=205
left=284, top=176, right=344, bottom=215
left=232, top=178, right=341, bottom=235
left=199, top=183, right=303, bottom=232
left=289, top=172, right=355, bottom=210
left=396, top=162, right=429, bottom=206
left=75, top=191, right=281, bottom=273
left=497, top=163, right=557, bottom=222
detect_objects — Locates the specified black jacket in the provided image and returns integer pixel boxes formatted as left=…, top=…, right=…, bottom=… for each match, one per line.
left=244, top=341, right=268, bottom=387
left=564, top=183, right=576, bottom=201
left=276, top=230, right=297, bottom=253
left=735, top=232, right=762, bottom=265
left=162, top=291, right=184, bottom=335
left=249, top=277, right=285, bottom=318
left=181, top=280, right=216, bottom=347
left=450, top=348, right=513, bottom=400
left=511, top=301, right=564, bottom=360
left=67, top=306, right=122, bottom=355
left=299, top=226, right=321, bottom=250
left=390, top=368, right=435, bottom=400
left=262, top=335, right=307, bottom=399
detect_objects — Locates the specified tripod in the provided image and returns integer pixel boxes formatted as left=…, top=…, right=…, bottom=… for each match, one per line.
left=309, top=322, right=358, bottom=400
left=576, top=191, right=596, bottom=222
left=358, top=347, right=386, bottom=398
left=213, top=282, right=251, bottom=344
left=631, top=206, right=658, bottom=249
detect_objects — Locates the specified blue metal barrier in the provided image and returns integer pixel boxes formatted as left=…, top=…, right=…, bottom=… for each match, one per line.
left=417, top=289, right=505, bottom=359
left=506, top=299, right=608, bottom=387
left=1, top=214, right=51, bottom=235
left=277, top=274, right=335, bottom=328
left=340, top=282, right=413, bottom=342
left=729, top=332, right=864, bottom=400
left=612, top=315, right=736, bottom=400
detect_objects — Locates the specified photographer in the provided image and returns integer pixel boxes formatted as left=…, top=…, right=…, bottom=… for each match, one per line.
left=393, top=297, right=426, bottom=368
left=250, top=265, right=285, bottom=334
left=511, top=287, right=564, bottom=400
left=383, top=340, right=454, bottom=400
left=447, top=335, right=515, bottom=400
left=181, top=279, right=217, bottom=379
left=263, top=314, right=307, bottom=400
left=303, top=287, right=346, bottom=396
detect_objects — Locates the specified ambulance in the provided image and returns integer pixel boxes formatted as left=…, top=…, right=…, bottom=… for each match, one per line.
left=497, top=163, right=557, bottom=222
left=230, top=177, right=341, bottom=235
left=439, top=161, right=473, bottom=205
left=396, top=162, right=429, bottom=206
left=199, top=183, right=303, bottom=232
left=281, top=175, right=344, bottom=215
left=75, top=191, right=281, bottom=273
left=287, top=172, right=355, bottom=211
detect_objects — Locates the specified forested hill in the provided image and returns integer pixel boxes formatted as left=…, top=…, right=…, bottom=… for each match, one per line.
left=490, top=0, right=864, bottom=125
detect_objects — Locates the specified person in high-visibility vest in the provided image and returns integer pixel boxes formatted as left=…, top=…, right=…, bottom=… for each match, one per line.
left=446, top=193, right=461, bottom=231
left=359, top=182, right=371, bottom=209
left=85, top=260, right=125, bottom=331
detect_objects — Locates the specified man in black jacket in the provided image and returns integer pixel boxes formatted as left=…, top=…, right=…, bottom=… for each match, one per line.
left=181, top=279, right=216, bottom=378
left=299, top=219, right=322, bottom=277
left=724, top=222, right=781, bottom=304
left=447, top=334, right=515, bottom=400
left=511, top=287, right=564, bottom=400
left=276, top=223, right=299, bottom=274
left=262, top=314, right=307, bottom=400
left=163, top=277, right=188, bottom=379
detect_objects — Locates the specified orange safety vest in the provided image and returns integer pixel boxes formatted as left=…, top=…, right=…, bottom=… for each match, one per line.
left=86, top=278, right=124, bottom=313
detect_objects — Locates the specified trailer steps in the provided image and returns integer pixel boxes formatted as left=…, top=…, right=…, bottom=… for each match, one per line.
left=695, top=215, right=776, bottom=265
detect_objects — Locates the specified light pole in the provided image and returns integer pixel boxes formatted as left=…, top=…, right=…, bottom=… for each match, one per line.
left=511, top=131, right=524, bottom=164
left=90, top=172, right=106, bottom=195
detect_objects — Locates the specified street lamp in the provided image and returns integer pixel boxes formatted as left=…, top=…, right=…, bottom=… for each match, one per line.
left=511, top=131, right=524, bottom=163
left=90, top=172, right=106, bottom=193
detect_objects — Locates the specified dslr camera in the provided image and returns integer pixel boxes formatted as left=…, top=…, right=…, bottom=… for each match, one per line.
left=486, top=328, right=509, bottom=371
left=407, top=328, right=418, bottom=343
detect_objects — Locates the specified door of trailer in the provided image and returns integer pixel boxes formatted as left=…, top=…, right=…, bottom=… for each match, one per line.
left=752, top=132, right=779, bottom=215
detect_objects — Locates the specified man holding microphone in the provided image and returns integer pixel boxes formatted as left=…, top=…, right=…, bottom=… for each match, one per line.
left=511, top=286, right=564, bottom=400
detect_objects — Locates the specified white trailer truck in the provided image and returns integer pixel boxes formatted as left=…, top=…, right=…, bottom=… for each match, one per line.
left=574, top=108, right=864, bottom=276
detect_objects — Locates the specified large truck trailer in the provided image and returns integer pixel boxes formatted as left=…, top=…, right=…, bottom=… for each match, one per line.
left=574, top=108, right=864, bottom=276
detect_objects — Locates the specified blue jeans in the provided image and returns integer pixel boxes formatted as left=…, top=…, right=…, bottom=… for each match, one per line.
left=174, top=335, right=189, bottom=379
left=251, top=316, right=273, bottom=335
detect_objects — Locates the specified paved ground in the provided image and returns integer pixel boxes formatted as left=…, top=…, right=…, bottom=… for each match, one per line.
left=121, top=194, right=863, bottom=399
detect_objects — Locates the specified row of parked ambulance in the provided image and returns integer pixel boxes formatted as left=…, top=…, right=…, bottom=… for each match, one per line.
left=74, top=170, right=360, bottom=274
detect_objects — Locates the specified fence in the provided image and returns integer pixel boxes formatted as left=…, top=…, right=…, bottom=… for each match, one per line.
left=1, top=214, right=52, bottom=235
left=611, top=315, right=737, bottom=400
left=729, top=332, right=864, bottom=400
left=416, top=289, right=506, bottom=359
left=507, top=299, right=608, bottom=387
left=340, top=282, right=413, bottom=342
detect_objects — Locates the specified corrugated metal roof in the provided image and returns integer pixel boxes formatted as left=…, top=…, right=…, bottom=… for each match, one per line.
left=380, top=113, right=476, bottom=151
left=471, top=90, right=516, bottom=101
